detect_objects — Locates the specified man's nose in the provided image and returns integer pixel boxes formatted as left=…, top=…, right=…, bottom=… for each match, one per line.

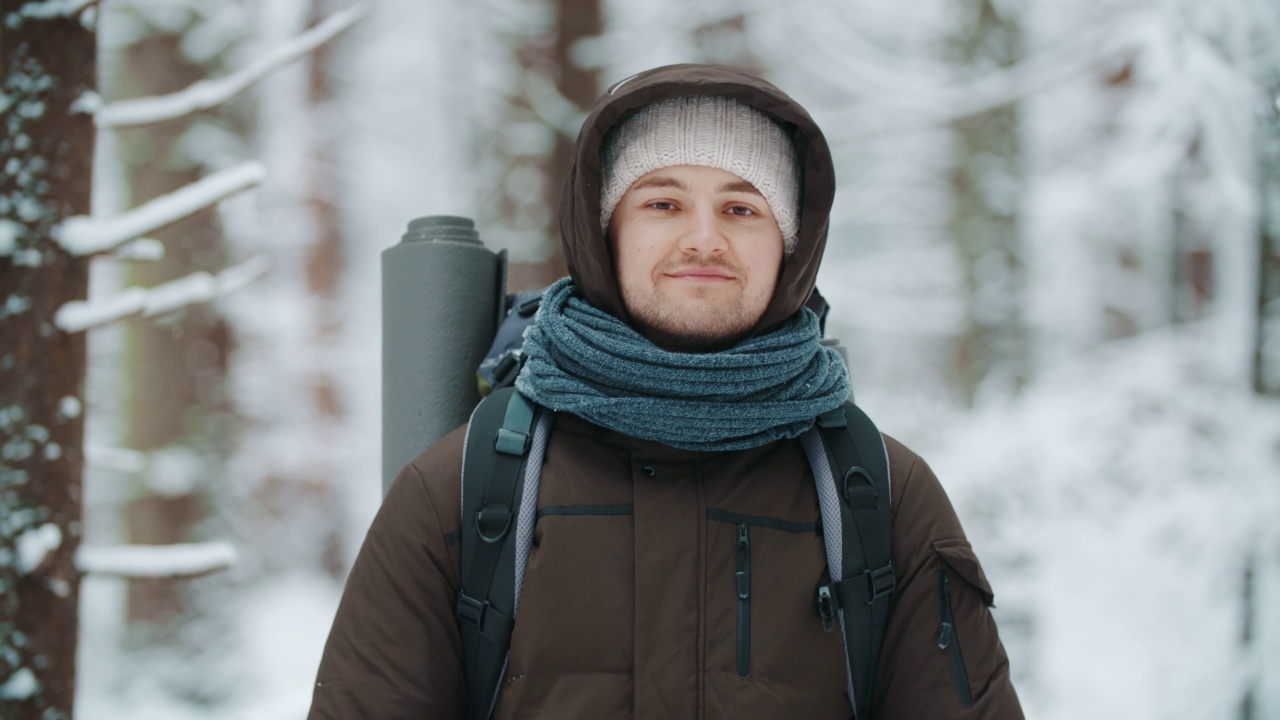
left=678, top=206, right=728, bottom=255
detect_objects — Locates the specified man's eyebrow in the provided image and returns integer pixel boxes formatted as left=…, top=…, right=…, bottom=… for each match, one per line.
left=630, top=176, right=689, bottom=192
left=718, top=180, right=762, bottom=196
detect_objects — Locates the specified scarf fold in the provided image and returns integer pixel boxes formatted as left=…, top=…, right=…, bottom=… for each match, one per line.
left=514, top=278, right=851, bottom=452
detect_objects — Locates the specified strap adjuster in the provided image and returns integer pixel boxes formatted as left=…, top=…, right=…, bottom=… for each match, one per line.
left=495, top=427, right=530, bottom=456
left=456, top=592, right=487, bottom=628
left=816, top=408, right=847, bottom=429
left=491, top=351, right=523, bottom=388
left=863, top=562, right=896, bottom=604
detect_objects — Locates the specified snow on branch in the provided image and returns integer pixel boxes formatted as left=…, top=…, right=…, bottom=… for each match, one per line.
left=96, top=4, right=369, bottom=128
left=55, top=161, right=265, bottom=256
left=17, top=0, right=97, bottom=20
left=109, top=237, right=165, bottom=261
left=54, top=255, right=269, bottom=333
left=77, top=541, right=237, bottom=579
left=86, top=445, right=147, bottom=473
left=525, top=70, right=588, bottom=138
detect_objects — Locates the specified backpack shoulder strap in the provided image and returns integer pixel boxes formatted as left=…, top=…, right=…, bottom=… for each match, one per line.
left=808, top=401, right=894, bottom=720
left=457, top=386, right=541, bottom=720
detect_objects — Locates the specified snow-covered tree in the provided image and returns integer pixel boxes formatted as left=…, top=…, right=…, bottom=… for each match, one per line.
left=0, top=4, right=96, bottom=717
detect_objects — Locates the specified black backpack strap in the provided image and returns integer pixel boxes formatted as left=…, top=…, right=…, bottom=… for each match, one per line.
left=814, top=401, right=894, bottom=720
left=457, top=387, right=539, bottom=720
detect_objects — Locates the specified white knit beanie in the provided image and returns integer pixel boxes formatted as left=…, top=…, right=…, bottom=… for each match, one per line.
left=600, top=96, right=802, bottom=253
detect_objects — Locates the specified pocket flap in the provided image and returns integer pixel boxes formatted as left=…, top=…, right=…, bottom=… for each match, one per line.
left=932, top=537, right=995, bottom=607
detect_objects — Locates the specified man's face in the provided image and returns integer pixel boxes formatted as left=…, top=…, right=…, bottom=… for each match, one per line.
left=608, top=164, right=785, bottom=353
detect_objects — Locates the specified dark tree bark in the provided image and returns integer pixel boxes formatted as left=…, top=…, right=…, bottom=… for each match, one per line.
left=0, top=4, right=96, bottom=718
left=1254, top=86, right=1280, bottom=396
left=946, top=0, right=1027, bottom=406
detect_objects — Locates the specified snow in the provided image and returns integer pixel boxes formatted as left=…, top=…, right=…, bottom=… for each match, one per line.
left=15, top=522, right=62, bottom=575
left=54, top=254, right=269, bottom=332
left=85, top=445, right=145, bottom=474
left=924, top=320, right=1280, bottom=719
left=71, top=89, right=103, bottom=115
left=95, top=4, right=369, bottom=128
left=70, top=0, right=1280, bottom=718
left=146, top=445, right=203, bottom=497
left=58, top=396, right=82, bottom=420
left=0, top=667, right=38, bottom=701
left=76, top=573, right=341, bottom=720
left=15, top=0, right=95, bottom=20
left=108, top=238, right=165, bottom=261
left=54, top=162, right=266, bottom=256
left=76, top=541, right=238, bottom=579
left=2, top=293, right=32, bottom=319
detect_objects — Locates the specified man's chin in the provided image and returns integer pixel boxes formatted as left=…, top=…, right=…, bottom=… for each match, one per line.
left=631, top=314, right=753, bottom=354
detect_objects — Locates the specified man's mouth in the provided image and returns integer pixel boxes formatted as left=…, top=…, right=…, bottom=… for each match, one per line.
left=665, top=267, right=736, bottom=281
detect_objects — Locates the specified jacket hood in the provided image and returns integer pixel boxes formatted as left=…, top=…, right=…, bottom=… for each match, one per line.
left=558, top=63, right=836, bottom=336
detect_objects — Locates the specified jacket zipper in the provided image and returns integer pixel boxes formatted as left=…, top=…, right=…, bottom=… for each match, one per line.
left=736, top=523, right=751, bottom=678
left=937, top=569, right=974, bottom=707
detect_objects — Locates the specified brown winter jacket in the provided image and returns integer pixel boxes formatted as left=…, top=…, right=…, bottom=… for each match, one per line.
left=308, top=65, right=1023, bottom=719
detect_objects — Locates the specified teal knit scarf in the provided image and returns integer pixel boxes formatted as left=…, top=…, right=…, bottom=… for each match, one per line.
left=514, top=278, right=851, bottom=452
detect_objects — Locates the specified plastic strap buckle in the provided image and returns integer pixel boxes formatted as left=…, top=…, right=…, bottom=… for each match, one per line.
left=492, top=351, right=523, bottom=388
left=456, top=592, right=487, bottom=628
left=864, top=562, right=896, bottom=604
left=816, top=408, right=847, bottom=429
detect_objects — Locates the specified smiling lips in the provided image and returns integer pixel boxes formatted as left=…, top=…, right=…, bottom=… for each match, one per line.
left=665, top=267, right=737, bottom=281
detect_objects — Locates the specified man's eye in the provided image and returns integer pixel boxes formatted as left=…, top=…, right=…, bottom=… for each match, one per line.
left=726, top=205, right=756, bottom=217
left=648, top=201, right=677, bottom=211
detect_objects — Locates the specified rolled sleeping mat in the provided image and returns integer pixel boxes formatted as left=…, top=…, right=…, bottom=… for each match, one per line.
left=382, top=215, right=504, bottom=495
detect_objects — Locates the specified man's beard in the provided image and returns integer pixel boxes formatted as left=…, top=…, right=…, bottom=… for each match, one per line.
left=621, top=258, right=771, bottom=354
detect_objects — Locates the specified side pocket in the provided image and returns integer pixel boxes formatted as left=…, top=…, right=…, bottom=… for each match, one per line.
left=932, top=537, right=996, bottom=708
left=736, top=523, right=752, bottom=678
left=936, top=568, right=973, bottom=708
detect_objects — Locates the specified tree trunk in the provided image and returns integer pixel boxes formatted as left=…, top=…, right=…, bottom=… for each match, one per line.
left=0, top=5, right=96, bottom=718
left=114, top=31, right=231, bottom=632
left=1254, top=85, right=1280, bottom=396
left=504, top=0, right=601, bottom=292
left=946, top=0, right=1027, bottom=406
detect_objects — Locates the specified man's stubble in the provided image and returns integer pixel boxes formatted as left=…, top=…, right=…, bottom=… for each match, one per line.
left=620, top=257, right=776, bottom=354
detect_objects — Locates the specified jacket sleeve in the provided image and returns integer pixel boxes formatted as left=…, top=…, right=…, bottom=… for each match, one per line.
left=307, top=427, right=467, bottom=720
left=874, top=438, right=1024, bottom=720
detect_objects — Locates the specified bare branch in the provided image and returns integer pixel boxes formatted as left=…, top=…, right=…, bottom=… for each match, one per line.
left=95, top=4, right=369, bottom=128
left=76, top=541, right=237, bottom=579
left=54, top=255, right=270, bottom=333
left=54, top=161, right=265, bottom=256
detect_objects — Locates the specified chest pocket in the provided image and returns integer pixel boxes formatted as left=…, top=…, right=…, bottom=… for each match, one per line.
left=704, top=509, right=847, bottom=697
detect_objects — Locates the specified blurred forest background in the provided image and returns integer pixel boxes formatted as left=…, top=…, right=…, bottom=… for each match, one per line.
left=2, top=0, right=1280, bottom=718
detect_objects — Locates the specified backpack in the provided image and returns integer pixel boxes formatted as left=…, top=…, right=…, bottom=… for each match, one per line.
left=455, top=292, right=895, bottom=720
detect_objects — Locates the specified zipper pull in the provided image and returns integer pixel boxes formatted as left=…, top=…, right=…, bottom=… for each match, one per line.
left=938, top=621, right=954, bottom=650
left=817, top=585, right=836, bottom=633
left=736, top=524, right=750, bottom=599
left=938, top=571, right=955, bottom=649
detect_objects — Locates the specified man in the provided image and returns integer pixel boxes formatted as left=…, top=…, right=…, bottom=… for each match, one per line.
left=309, top=64, right=1023, bottom=719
